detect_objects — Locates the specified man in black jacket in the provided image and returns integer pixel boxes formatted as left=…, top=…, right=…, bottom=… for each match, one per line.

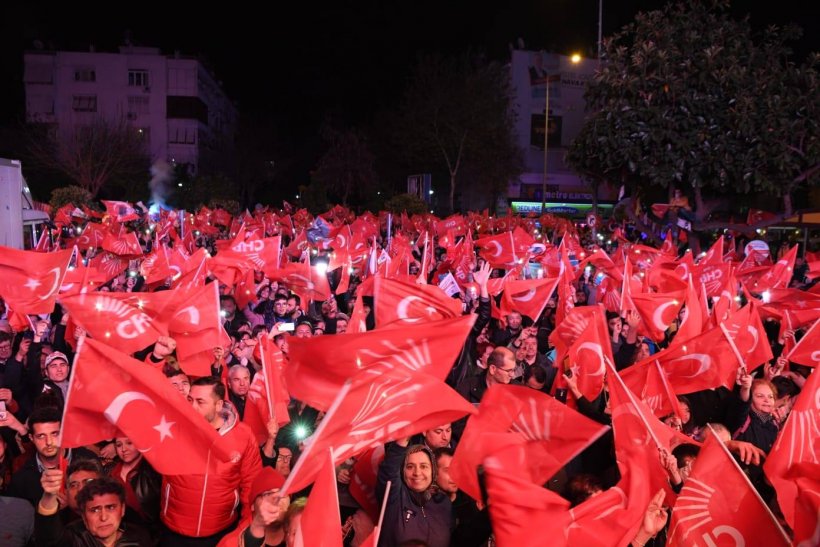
left=35, top=475, right=150, bottom=546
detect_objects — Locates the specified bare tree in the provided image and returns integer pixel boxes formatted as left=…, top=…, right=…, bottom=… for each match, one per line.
left=27, top=116, right=150, bottom=197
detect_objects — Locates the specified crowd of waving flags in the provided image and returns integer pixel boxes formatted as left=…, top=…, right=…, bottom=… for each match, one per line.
left=1, top=199, right=818, bottom=546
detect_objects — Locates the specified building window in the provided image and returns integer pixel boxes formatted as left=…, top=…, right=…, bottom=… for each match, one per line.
left=127, top=96, right=150, bottom=117
left=74, top=68, right=96, bottom=82
left=169, top=126, right=196, bottom=145
left=72, top=95, right=97, bottom=112
left=128, top=70, right=149, bottom=87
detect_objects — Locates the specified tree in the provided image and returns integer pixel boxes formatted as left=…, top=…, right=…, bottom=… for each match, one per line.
left=26, top=116, right=151, bottom=198
left=312, top=125, right=378, bottom=207
left=567, top=0, right=819, bottom=231
left=394, top=52, right=522, bottom=213
left=49, top=185, right=93, bottom=211
left=384, top=193, right=429, bottom=216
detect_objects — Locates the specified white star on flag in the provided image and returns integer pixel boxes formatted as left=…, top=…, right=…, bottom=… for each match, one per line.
left=25, top=278, right=41, bottom=291
left=153, top=415, right=176, bottom=442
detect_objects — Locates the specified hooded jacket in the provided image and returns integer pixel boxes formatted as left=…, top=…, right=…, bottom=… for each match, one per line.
left=160, top=401, right=262, bottom=537
left=376, top=442, right=452, bottom=547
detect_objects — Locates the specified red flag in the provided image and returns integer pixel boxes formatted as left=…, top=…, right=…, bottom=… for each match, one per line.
left=101, top=200, right=140, bottom=222
left=746, top=209, right=778, bottom=225
left=668, top=427, right=790, bottom=546
left=721, top=303, right=774, bottom=371
left=764, top=368, right=820, bottom=528
left=282, top=369, right=476, bottom=494
left=450, top=384, right=609, bottom=503
left=785, top=463, right=820, bottom=546
left=566, top=307, right=615, bottom=401
left=170, top=247, right=209, bottom=290
left=60, top=338, right=228, bottom=475
left=246, top=336, right=291, bottom=436
left=787, top=318, right=820, bottom=367
left=669, top=277, right=705, bottom=348
left=649, top=325, right=743, bottom=394
left=630, top=290, right=685, bottom=342
left=0, top=246, right=73, bottom=314
left=169, top=282, right=229, bottom=376
left=746, top=245, right=798, bottom=293
left=101, top=229, right=142, bottom=257
left=373, top=277, right=462, bottom=328
left=348, top=446, right=385, bottom=522
left=484, top=465, right=570, bottom=546
left=499, top=276, right=560, bottom=321
left=285, top=314, right=475, bottom=410
left=295, top=449, right=343, bottom=547
left=475, top=227, right=532, bottom=267
left=620, top=360, right=684, bottom=420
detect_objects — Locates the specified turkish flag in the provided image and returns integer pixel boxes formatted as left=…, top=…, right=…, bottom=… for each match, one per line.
left=282, top=368, right=476, bottom=494
left=668, top=428, right=790, bottom=546
left=0, top=246, right=73, bottom=314
left=475, top=227, right=533, bottom=267
left=168, top=282, right=229, bottom=376
left=566, top=307, right=615, bottom=401
left=450, top=385, right=609, bottom=503
left=246, top=336, right=291, bottom=435
left=720, top=303, right=773, bottom=371
left=745, top=245, right=798, bottom=293
left=484, top=465, right=570, bottom=546
left=59, top=260, right=113, bottom=298
left=60, top=338, right=228, bottom=475
left=652, top=325, right=742, bottom=394
left=348, top=446, right=385, bottom=522
left=374, top=277, right=462, bottom=328
left=267, top=261, right=331, bottom=302
left=764, top=368, right=820, bottom=528
left=294, top=449, right=343, bottom=547
left=630, top=290, right=684, bottom=342
left=169, top=247, right=209, bottom=290
left=786, top=318, right=820, bottom=367
left=285, top=314, right=475, bottom=411
left=499, top=276, right=560, bottom=321
left=669, top=277, right=705, bottom=349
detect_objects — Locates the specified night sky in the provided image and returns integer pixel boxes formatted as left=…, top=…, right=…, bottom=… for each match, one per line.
left=1, top=1, right=817, bottom=181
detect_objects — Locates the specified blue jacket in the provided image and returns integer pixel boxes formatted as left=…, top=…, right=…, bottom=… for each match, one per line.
left=376, top=443, right=452, bottom=547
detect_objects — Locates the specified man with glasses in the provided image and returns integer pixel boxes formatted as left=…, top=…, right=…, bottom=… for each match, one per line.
left=456, top=347, right=518, bottom=405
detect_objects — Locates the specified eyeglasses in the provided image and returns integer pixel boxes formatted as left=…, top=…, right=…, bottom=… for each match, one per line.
left=68, top=477, right=96, bottom=490
left=496, top=367, right=516, bottom=375
left=0, top=343, right=11, bottom=351
left=276, top=454, right=293, bottom=462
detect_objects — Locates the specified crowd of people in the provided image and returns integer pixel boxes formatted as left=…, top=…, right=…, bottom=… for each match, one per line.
left=0, top=200, right=817, bottom=547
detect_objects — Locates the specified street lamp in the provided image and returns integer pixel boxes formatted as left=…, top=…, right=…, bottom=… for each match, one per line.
left=541, top=54, right=582, bottom=214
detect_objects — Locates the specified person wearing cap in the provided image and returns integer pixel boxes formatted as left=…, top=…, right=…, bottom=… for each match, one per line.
left=216, top=468, right=290, bottom=547
left=38, top=351, right=71, bottom=409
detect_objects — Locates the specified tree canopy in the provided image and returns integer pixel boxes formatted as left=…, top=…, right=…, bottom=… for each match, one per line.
left=568, top=0, right=819, bottom=224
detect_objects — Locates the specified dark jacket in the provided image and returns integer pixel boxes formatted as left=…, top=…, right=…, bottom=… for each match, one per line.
left=111, top=458, right=162, bottom=534
left=447, top=297, right=492, bottom=390
left=34, top=510, right=151, bottom=547
left=376, top=443, right=452, bottom=547
left=7, top=448, right=95, bottom=507
left=726, top=393, right=779, bottom=455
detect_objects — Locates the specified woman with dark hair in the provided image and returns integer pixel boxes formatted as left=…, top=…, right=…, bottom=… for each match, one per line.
left=111, top=437, right=161, bottom=537
left=376, top=438, right=451, bottom=547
